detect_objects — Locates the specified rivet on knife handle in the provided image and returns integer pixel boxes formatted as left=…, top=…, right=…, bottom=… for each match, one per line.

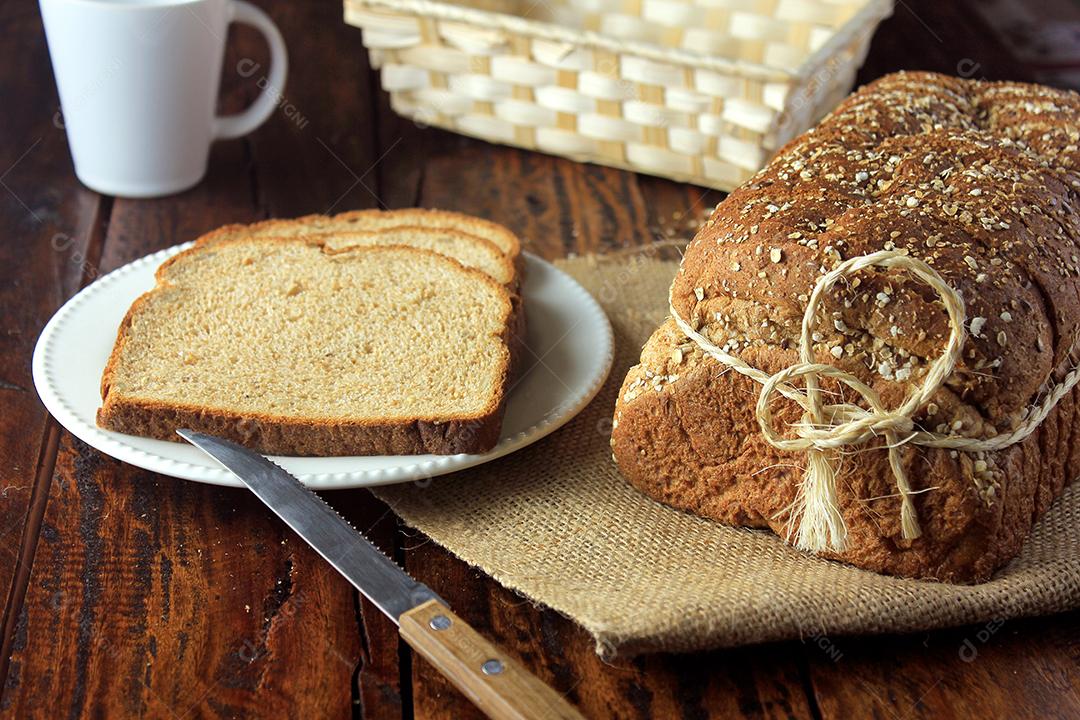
left=399, top=599, right=584, bottom=720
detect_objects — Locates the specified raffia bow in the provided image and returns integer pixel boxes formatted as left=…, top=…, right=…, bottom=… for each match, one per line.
left=670, top=249, right=1080, bottom=553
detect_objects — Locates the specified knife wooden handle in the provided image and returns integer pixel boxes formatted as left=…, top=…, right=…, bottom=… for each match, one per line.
left=399, top=599, right=584, bottom=720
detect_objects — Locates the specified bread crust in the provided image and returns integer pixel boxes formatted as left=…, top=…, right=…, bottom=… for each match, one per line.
left=612, top=72, right=1080, bottom=582
left=98, top=239, right=515, bottom=456
left=612, top=320, right=1076, bottom=582
left=329, top=208, right=523, bottom=268
left=98, top=394, right=505, bottom=456
left=331, top=226, right=517, bottom=288
left=199, top=208, right=523, bottom=274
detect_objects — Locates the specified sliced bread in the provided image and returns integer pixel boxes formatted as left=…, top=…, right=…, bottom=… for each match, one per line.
left=201, top=208, right=523, bottom=273
left=198, top=208, right=528, bottom=375
left=323, top=227, right=515, bottom=287
left=97, top=237, right=515, bottom=456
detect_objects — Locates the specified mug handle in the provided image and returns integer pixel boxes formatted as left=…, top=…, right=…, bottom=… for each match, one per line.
left=213, top=0, right=288, bottom=140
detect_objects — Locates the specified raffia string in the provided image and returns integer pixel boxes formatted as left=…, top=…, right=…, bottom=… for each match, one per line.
left=669, top=249, right=1080, bottom=554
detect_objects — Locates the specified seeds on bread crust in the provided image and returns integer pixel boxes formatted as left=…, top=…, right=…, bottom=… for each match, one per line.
left=613, top=71, right=1080, bottom=582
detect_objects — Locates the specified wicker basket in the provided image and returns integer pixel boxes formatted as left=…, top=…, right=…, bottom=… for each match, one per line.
left=344, top=0, right=893, bottom=190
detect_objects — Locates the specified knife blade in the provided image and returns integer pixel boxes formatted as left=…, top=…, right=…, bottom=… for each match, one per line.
left=178, top=430, right=583, bottom=720
left=177, top=429, right=442, bottom=621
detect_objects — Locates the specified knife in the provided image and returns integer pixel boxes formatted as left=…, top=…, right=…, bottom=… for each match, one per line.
left=178, top=430, right=583, bottom=720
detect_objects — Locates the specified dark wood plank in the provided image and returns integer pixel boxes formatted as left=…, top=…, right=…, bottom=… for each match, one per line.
left=2, top=0, right=381, bottom=715
left=237, top=0, right=379, bottom=217
left=5, top=433, right=361, bottom=718
left=633, top=175, right=722, bottom=250
left=334, top=490, right=408, bottom=720
left=806, top=612, right=1080, bottom=720
left=0, top=0, right=106, bottom=690
left=412, top=134, right=655, bottom=260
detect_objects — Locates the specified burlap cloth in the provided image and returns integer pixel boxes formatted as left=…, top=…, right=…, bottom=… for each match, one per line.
left=373, top=253, right=1080, bottom=658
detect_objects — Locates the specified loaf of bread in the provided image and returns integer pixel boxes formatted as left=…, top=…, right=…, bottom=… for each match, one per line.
left=612, top=72, right=1080, bottom=582
left=98, top=236, right=516, bottom=456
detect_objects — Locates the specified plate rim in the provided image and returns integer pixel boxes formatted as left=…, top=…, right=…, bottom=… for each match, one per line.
left=31, top=244, right=614, bottom=489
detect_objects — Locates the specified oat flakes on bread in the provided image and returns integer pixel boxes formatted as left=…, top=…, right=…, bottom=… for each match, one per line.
left=612, top=71, right=1080, bottom=582
left=97, top=237, right=515, bottom=456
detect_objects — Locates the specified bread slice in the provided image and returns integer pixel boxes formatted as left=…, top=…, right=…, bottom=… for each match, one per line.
left=324, top=227, right=516, bottom=287
left=322, top=228, right=527, bottom=376
left=330, top=209, right=522, bottom=268
left=97, top=237, right=515, bottom=456
left=198, top=209, right=529, bottom=376
left=201, top=208, right=523, bottom=273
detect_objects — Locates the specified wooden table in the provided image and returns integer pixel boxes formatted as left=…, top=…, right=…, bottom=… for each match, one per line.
left=1, top=0, right=1078, bottom=717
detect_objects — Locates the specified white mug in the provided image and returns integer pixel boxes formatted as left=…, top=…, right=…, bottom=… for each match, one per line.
left=40, top=0, right=287, bottom=198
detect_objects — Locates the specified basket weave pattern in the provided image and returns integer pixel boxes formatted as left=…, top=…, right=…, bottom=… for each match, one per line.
left=345, top=0, right=893, bottom=190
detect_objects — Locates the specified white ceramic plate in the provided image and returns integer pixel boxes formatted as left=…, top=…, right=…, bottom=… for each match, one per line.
left=32, top=244, right=613, bottom=489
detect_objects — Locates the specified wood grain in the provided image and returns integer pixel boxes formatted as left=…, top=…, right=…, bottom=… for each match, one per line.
left=2, top=0, right=376, bottom=715
left=400, top=599, right=584, bottom=720
left=805, top=612, right=1080, bottom=720
left=855, top=0, right=1034, bottom=84
left=414, top=137, right=654, bottom=261
left=5, top=433, right=361, bottom=718
left=0, top=0, right=106, bottom=689
left=236, top=0, right=379, bottom=218
left=334, top=490, right=408, bottom=720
